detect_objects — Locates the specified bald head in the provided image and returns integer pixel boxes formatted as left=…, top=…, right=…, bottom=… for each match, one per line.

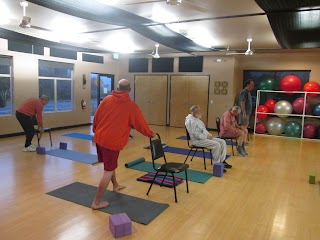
left=117, top=79, right=131, bottom=92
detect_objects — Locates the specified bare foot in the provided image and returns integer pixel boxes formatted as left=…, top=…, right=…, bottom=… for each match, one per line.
left=91, top=201, right=109, bottom=210
left=113, top=185, right=126, bottom=192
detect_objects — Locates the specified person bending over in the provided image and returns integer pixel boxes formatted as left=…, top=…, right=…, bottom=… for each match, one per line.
left=185, top=105, right=231, bottom=170
left=220, top=106, right=248, bottom=157
left=15, top=95, right=49, bottom=152
left=91, top=79, right=155, bottom=210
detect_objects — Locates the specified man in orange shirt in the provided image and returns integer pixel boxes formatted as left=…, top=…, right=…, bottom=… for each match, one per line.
left=91, top=79, right=155, bottom=210
left=15, top=95, right=49, bottom=152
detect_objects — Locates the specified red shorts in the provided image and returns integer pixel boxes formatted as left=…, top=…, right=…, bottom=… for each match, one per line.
left=96, top=144, right=120, bottom=171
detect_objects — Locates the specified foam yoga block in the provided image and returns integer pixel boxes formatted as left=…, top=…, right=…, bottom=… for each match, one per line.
left=213, top=163, right=224, bottom=177
left=309, top=174, right=316, bottom=184
left=59, top=142, right=68, bottom=149
left=109, top=213, right=132, bottom=238
left=36, top=146, right=46, bottom=154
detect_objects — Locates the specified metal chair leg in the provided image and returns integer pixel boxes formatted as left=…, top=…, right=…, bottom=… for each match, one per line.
left=172, top=174, right=178, bottom=202
left=185, top=170, right=189, bottom=193
left=160, top=173, right=168, bottom=187
left=147, top=171, right=159, bottom=196
left=202, top=149, right=206, bottom=169
left=49, top=131, right=52, bottom=146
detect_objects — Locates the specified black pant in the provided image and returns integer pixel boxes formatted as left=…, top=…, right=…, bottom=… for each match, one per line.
left=16, top=111, right=35, bottom=147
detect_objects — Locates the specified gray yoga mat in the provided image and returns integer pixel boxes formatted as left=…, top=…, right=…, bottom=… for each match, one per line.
left=46, top=149, right=98, bottom=164
left=47, top=182, right=169, bottom=225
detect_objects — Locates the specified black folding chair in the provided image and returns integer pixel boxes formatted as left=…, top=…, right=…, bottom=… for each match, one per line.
left=216, top=117, right=237, bottom=156
left=184, top=127, right=213, bottom=170
left=147, top=133, right=189, bottom=203
left=32, top=115, right=52, bottom=147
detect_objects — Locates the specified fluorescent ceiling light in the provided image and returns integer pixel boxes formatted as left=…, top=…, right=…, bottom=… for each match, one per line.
left=96, top=0, right=119, bottom=5
left=0, top=2, right=12, bottom=25
left=102, top=33, right=137, bottom=53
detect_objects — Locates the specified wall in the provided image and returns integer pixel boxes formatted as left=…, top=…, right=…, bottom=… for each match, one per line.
left=118, top=52, right=320, bottom=129
left=0, top=38, right=119, bottom=135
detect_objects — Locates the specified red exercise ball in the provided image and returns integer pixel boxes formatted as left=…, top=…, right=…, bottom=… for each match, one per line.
left=255, top=122, right=267, bottom=134
left=256, top=105, right=269, bottom=119
left=280, top=75, right=302, bottom=92
left=303, top=81, right=320, bottom=97
left=303, top=124, right=317, bottom=138
left=292, top=97, right=310, bottom=114
left=264, top=99, right=276, bottom=113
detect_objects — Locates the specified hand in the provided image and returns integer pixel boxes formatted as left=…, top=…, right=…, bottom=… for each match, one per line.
left=40, top=128, right=44, bottom=133
left=207, top=135, right=213, bottom=140
left=151, top=132, right=156, bottom=138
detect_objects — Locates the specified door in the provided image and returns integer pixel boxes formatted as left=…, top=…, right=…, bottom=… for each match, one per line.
left=90, top=73, right=114, bottom=117
left=135, top=75, right=167, bottom=125
left=170, top=75, right=209, bottom=127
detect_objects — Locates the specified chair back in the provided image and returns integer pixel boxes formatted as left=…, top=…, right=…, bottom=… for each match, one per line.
left=149, top=133, right=167, bottom=168
left=216, top=117, right=221, bottom=136
left=185, top=127, right=192, bottom=148
left=32, top=115, right=39, bottom=128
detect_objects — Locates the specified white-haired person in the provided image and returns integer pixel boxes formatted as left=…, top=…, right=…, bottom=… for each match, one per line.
left=185, top=105, right=231, bottom=171
left=220, top=106, right=248, bottom=157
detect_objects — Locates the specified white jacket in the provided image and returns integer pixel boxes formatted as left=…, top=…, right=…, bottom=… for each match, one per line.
left=185, top=114, right=212, bottom=141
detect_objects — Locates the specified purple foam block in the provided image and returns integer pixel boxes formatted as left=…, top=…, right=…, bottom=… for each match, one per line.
left=213, top=162, right=224, bottom=177
left=59, top=142, right=67, bottom=149
left=36, top=146, right=46, bottom=154
left=109, top=213, right=132, bottom=238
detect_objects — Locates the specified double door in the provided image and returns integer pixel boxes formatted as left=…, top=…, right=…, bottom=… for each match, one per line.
left=135, top=75, right=167, bottom=125
left=170, top=75, right=209, bottom=127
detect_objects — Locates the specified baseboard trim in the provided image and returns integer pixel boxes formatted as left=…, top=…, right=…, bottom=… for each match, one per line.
left=0, top=123, right=92, bottom=138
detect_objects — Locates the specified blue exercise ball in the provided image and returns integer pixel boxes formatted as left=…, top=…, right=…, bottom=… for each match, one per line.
left=312, top=103, right=320, bottom=116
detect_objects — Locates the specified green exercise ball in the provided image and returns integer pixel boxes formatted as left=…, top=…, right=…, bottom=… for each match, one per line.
left=284, top=121, right=302, bottom=138
left=258, top=76, right=275, bottom=90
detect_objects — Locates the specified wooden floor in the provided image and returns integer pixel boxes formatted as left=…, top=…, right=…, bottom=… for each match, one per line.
left=1, top=126, right=320, bottom=240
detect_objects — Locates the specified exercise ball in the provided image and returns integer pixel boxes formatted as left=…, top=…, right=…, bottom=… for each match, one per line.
left=303, top=81, right=320, bottom=97
left=312, top=103, right=320, bottom=116
left=284, top=121, right=302, bottom=138
left=256, top=105, right=269, bottom=119
left=280, top=75, right=302, bottom=91
left=303, top=124, right=317, bottom=138
left=259, top=76, right=275, bottom=90
left=266, top=117, right=285, bottom=135
left=292, top=97, right=310, bottom=114
left=264, top=99, right=276, bottom=113
left=255, top=122, right=267, bottom=134
left=274, top=100, right=293, bottom=118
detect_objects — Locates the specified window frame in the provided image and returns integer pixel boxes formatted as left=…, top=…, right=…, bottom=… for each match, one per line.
left=0, top=57, right=13, bottom=116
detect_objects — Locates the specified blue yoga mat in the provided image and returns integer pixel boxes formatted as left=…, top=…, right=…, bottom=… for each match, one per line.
left=125, top=158, right=212, bottom=183
left=62, top=132, right=93, bottom=141
left=46, top=149, right=98, bottom=164
left=163, top=146, right=230, bottom=160
left=176, top=136, right=236, bottom=146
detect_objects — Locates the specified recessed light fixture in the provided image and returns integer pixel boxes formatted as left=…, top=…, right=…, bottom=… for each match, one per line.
left=215, top=59, right=225, bottom=63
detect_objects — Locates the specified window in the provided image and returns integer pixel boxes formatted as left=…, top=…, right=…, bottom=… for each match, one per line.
left=0, top=57, right=12, bottom=116
left=38, top=60, right=73, bottom=112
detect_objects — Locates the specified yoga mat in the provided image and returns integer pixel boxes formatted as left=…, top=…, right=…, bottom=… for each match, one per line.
left=163, top=146, right=231, bottom=160
left=125, top=158, right=212, bottom=183
left=47, top=182, right=169, bottom=225
left=46, top=149, right=98, bottom=164
left=62, top=132, right=93, bottom=141
left=176, top=136, right=236, bottom=146
left=137, top=172, right=184, bottom=188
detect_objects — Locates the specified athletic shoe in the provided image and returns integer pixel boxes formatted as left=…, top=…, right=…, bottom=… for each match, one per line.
left=223, top=169, right=227, bottom=173
left=28, top=145, right=37, bottom=150
left=237, top=146, right=246, bottom=157
left=23, top=146, right=36, bottom=152
left=223, top=161, right=232, bottom=169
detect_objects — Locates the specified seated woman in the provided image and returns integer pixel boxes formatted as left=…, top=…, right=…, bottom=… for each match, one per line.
left=220, top=106, right=248, bottom=157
